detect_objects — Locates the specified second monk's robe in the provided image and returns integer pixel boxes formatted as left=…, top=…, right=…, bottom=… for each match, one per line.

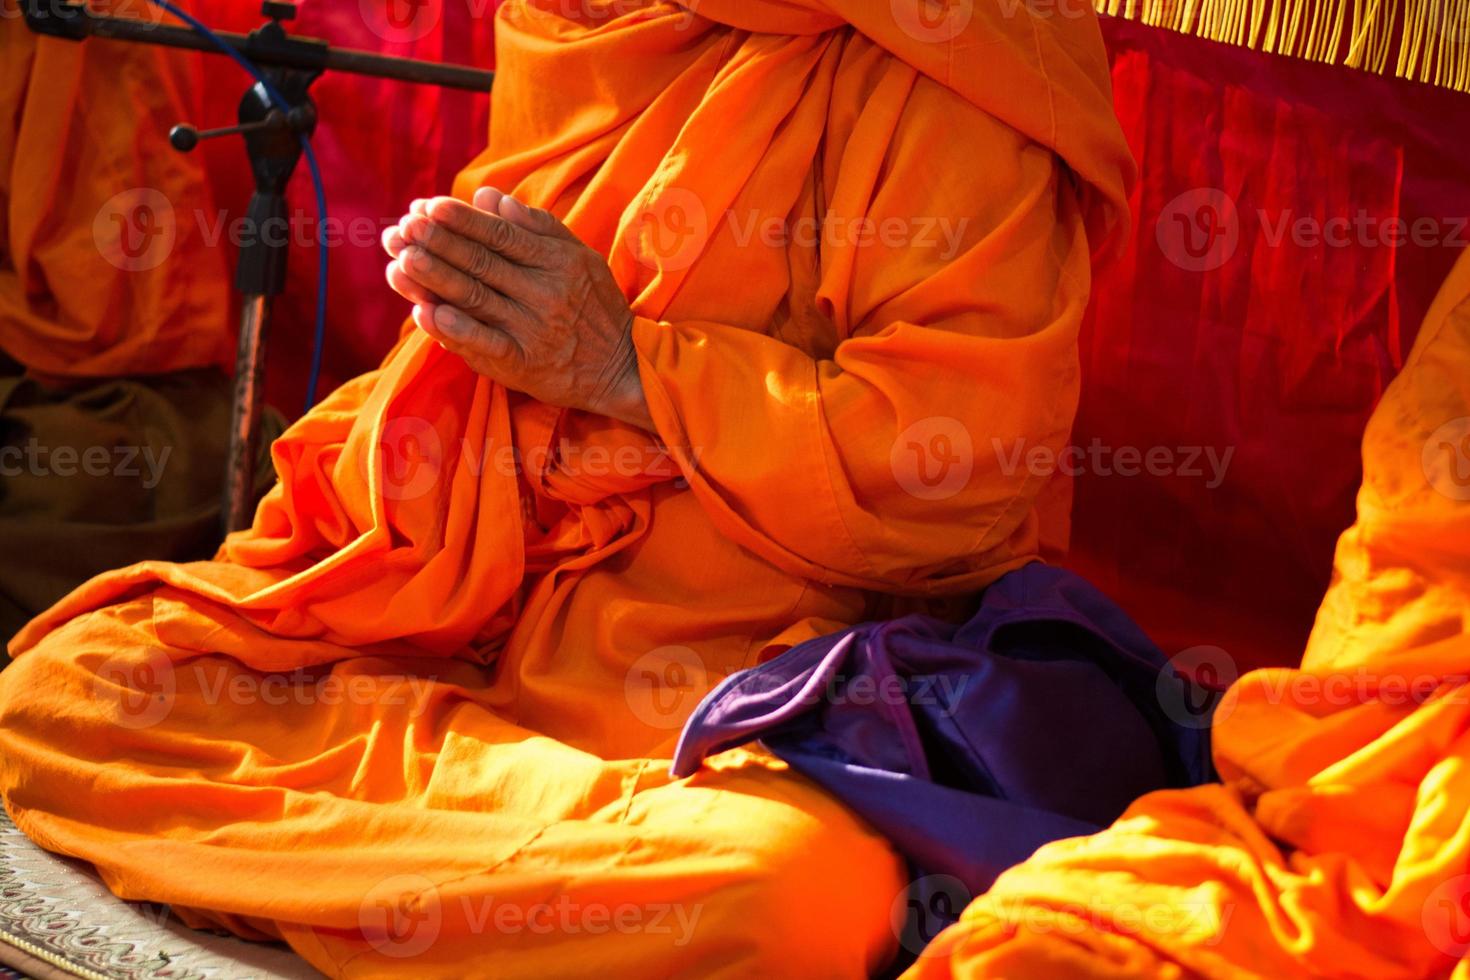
left=0, top=1, right=1133, bottom=975
left=904, top=241, right=1470, bottom=977
left=0, top=1, right=276, bottom=647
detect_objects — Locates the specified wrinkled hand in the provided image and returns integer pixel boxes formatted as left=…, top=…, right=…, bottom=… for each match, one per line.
left=382, top=187, right=653, bottom=431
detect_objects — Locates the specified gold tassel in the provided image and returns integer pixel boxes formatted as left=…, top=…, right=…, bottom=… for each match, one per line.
left=1095, top=0, right=1470, bottom=94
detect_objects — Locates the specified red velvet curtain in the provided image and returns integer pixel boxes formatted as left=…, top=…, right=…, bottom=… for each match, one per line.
left=1069, top=16, right=1470, bottom=674
left=190, top=0, right=497, bottom=407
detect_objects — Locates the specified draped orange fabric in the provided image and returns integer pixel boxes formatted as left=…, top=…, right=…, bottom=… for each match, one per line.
left=903, top=246, right=1470, bottom=978
left=0, top=0, right=232, bottom=378
left=0, top=1, right=1130, bottom=975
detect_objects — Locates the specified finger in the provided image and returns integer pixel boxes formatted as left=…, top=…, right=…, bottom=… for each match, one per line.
left=423, top=196, right=549, bottom=267
left=410, top=198, right=429, bottom=217
left=471, top=186, right=505, bottom=215
left=413, top=303, right=520, bottom=366
left=399, top=214, right=527, bottom=302
left=496, top=193, right=577, bottom=242
left=381, top=225, right=406, bottom=259
left=385, top=259, right=442, bottom=306
left=396, top=245, right=521, bottom=327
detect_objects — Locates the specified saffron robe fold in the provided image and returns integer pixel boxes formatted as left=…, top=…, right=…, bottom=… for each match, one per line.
left=0, top=4, right=275, bottom=650
left=0, top=1, right=1132, bottom=976
left=902, top=245, right=1470, bottom=978
left=0, top=0, right=232, bottom=378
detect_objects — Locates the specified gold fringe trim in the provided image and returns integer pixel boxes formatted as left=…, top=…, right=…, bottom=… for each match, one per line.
left=1094, top=0, right=1470, bottom=94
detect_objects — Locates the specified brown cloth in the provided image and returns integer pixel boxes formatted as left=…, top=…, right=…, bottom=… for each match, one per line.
left=0, top=362, right=281, bottom=656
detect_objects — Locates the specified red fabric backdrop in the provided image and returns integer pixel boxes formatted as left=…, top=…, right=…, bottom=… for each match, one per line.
left=1070, top=17, right=1470, bottom=676
left=190, top=0, right=497, bottom=406
left=183, top=5, right=1468, bottom=676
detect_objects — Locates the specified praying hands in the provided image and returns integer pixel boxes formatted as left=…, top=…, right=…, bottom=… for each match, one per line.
left=381, top=187, right=654, bottom=432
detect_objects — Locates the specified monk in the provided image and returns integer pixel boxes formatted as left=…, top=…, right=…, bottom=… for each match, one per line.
left=903, top=247, right=1470, bottom=976
left=0, top=1, right=1133, bottom=975
left=0, top=0, right=278, bottom=651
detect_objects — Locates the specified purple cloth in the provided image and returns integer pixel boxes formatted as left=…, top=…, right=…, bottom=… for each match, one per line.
left=673, top=562, right=1213, bottom=903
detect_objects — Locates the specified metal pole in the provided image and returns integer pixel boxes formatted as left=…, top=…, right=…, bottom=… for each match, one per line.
left=224, top=295, right=270, bottom=534
left=21, top=2, right=496, bottom=91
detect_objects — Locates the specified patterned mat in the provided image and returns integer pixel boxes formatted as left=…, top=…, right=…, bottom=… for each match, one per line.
left=0, top=808, right=318, bottom=979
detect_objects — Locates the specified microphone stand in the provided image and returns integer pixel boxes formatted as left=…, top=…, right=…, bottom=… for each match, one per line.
left=22, top=0, right=495, bottom=534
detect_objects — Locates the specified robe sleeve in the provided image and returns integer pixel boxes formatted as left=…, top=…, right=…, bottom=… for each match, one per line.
left=631, top=78, right=1094, bottom=592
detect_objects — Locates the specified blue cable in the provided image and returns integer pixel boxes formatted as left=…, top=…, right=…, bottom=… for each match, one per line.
left=145, top=0, right=330, bottom=414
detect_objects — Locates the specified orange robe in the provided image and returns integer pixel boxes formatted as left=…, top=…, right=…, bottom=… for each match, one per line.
left=0, top=3, right=272, bottom=646
left=0, top=1, right=1131, bottom=976
left=903, top=247, right=1470, bottom=977
left=0, top=0, right=232, bottom=378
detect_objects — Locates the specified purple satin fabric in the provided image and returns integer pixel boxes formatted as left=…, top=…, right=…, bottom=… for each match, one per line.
left=673, top=562, right=1213, bottom=911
